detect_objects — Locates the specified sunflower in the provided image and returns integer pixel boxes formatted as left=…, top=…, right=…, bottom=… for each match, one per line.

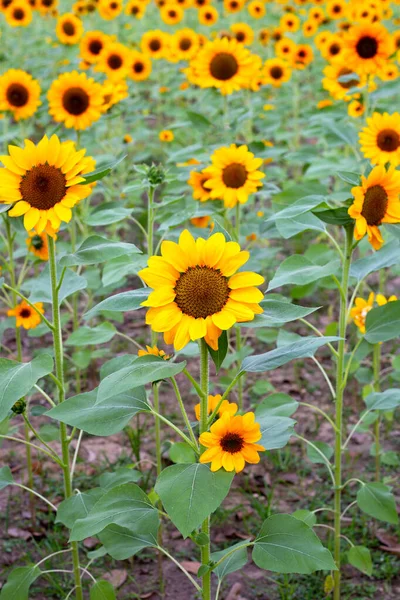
left=322, top=63, right=363, bottom=101
left=348, top=165, right=400, bottom=250
left=224, top=0, right=244, bottom=13
left=80, top=30, right=109, bottom=63
left=280, top=13, right=300, bottom=33
left=159, top=130, right=174, bottom=142
left=230, top=23, right=254, bottom=46
left=101, top=78, right=128, bottom=111
left=198, top=5, right=218, bottom=25
left=160, top=3, right=183, bottom=24
left=0, top=70, right=41, bottom=121
left=188, top=169, right=213, bottom=202
left=138, top=345, right=170, bottom=360
left=309, top=6, right=325, bottom=23
left=95, top=42, right=131, bottom=79
left=321, top=34, right=345, bottom=62
left=0, top=134, right=94, bottom=234
left=263, top=57, right=291, bottom=87
left=275, top=37, right=297, bottom=61
left=193, top=0, right=211, bottom=7
left=170, top=28, right=199, bottom=61
left=190, top=216, right=212, bottom=228
left=342, top=23, right=393, bottom=75
left=247, top=0, right=265, bottom=19
left=326, top=0, right=347, bottom=19
left=56, top=13, right=83, bottom=45
left=258, top=29, right=269, bottom=46
left=302, top=20, right=318, bottom=38
left=37, top=0, right=58, bottom=14
left=5, top=1, right=32, bottom=26
left=141, top=30, right=169, bottom=59
left=128, top=50, right=152, bottom=81
left=48, top=71, right=103, bottom=130
left=195, top=394, right=238, bottom=421
left=203, top=145, right=264, bottom=208
left=98, top=0, right=123, bottom=20
left=293, top=44, right=314, bottom=67
left=348, top=100, right=364, bottom=118
left=26, top=231, right=49, bottom=260
left=8, top=301, right=44, bottom=330
left=350, top=293, right=375, bottom=333
left=189, top=38, right=258, bottom=95
left=125, top=0, right=145, bottom=18
left=359, top=112, right=400, bottom=166
left=199, top=412, right=265, bottom=473
left=315, top=31, right=332, bottom=50
left=379, top=62, right=399, bottom=81
left=139, top=229, right=264, bottom=351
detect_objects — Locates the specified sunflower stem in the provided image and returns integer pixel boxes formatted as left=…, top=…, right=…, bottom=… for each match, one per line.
left=235, top=203, right=244, bottom=411
left=333, top=224, right=354, bottom=600
left=373, top=343, right=381, bottom=482
left=48, top=235, right=83, bottom=600
left=199, top=339, right=211, bottom=600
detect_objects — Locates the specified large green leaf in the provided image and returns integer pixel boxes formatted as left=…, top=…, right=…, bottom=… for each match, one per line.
left=24, top=263, right=87, bottom=304
left=155, top=464, right=234, bottom=538
left=65, top=323, right=116, bottom=346
left=99, top=524, right=158, bottom=560
left=364, top=389, right=400, bottom=411
left=255, top=393, right=299, bottom=418
left=347, top=546, right=372, bottom=576
left=84, top=289, right=149, bottom=319
left=56, top=489, right=104, bottom=529
left=350, top=240, right=400, bottom=282
left=267, top=256, right=340, bottom=291
left=252, top=514, right=336, bottom=574
left=306, top=441, right=333, bottom=465
left=211, top=540, right=250, bottom=581
left=90, top=580, right=116, bottom=600
left=99, top=467, right=141, bottom=490
left=70, top=483, right=158, bottom=541
left=275, top=213, right=326, bottom=239
left=97, top=355, right=186, bottom=403
left=46, top=387, right=149, bottom=436
left=0, top=566, right=41, bottom=600
left=268, top=195, right=326, bottom=221
left=242, top=337, right=340, bottom=372
left=356, top=482, right=398, bottom=524
left=85, top=205, right=133, bottom=227
left=0, top=466, right=13, bottom=490
left=0, top=355, right=53, bottom=421
left=60, top=235, right=140, bottom=267
left=365, top=301, right=400, bottom=343
left=244, top=300, right=319, bottom=329
left=82, top=155, right=126, bottom=184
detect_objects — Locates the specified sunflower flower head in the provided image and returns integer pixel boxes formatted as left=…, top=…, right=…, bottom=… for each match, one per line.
left=138, top=229, right=264, bottom=351
left=138, top=345, right=171, bottom=360
left=26, top=231, right=49, bottom=260
left=195, top=394, right=238, bottom=421
left=359, top=112, right=400, bottom=166
left=351, top=292, right=397, bottom=333
left=8, top=301, right=44, bottom=330
left=199, top=411, right=265, bottom=473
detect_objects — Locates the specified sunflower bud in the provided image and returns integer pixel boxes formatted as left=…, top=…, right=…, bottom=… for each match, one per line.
left=146, top=164, right=166, bottom=187
left=11, top=399, right=26, bottom=415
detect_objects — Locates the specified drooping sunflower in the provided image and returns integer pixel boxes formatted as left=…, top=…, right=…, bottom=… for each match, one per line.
left=0, top=70, right=41, bottom=121
left=138, top=345, right=170, bottom=360
left=189, top=37, right=258, bottom=95
left=203, top=145, right=264, bottom=208
left=160, top=3, right=183, bottom=25
left=322, top=63, right=363, bottom=101
left=198, top=5, right=218, bottom=25
left=98, top=0, right=123, bottom=20
left=263, top=57, right=291, bottom=87
left=8, top=301, right=44, bottom=330
left=26, top=231, right=49, bottom=260
left=138, top=229, right=264, bottom=351
left=199, top=411, right=265, bottom=473
left=342, top=23, right=393, bottom=75
left=170, top=28, right=199, bottom=61
left=348, top=165, right=400, bottom=250
left=230, top=23, right=254, bottom=46
left=0, top=134, right=94, bottom=234
left=95, top=42, right=131, bottom=79
left=359, top=112, right=400, bottom=166
left=101, top=78, right=128, bottom=111
left=80, top=30, right=110, bottom=64
left=141, top=30, right=169, bottom=59
left=350, top=292, right=375, bottom=334
left=5, top=1, right=32, bottom=26
left=188, top=169, right=213, bottom=202
left=195, top=394, right=238, bottom=421
left=128, top=50, right=152, bottom=81
left=48, top=71, right=104, bottom=130
left=56, top=13, right=84, bottom=45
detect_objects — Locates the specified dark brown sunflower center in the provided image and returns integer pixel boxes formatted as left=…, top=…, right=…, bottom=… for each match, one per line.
left=110, top=1, right=118, bottom=8
left=222, top=163, right=248, bottom=188
left=131, top=6, right=139, bottom=14
left=270, top=66, right=283, bottom=79
left=13, top=8, right=25, bottom=19
left=62, top=87, right=90, bottom=115
left=356, top=35, right=378, bottom=59
left=62, top=21, right=75, bottom=35
left=174, top=266, right=230, bottom=318
left=338, top=68, right=359, bottom=89
left=179, top=38, right=192, bottom=51
left=149, top=39, right=161, bottom=51
left=108, top=54, right=123, bottom=69
left=42, top=0, right=53, bottom=5
left=6, top=83, right=29, bottom=107
left=133, top=61, right=144, bottom=73
left=31, top=234, right=44, bottom=249
left=376, top=129, right=400, bottom=152
left=20, top=308, right=32, bottom=318
left=329, top=43, right=341, bottom=55
left=236, top=32, right=245, bottom=42
left=89, top=40, right=103, bottom=55
left=168, top=9, right=177, bottom=16
left=220, top=432, right=244, bottom=453
left=210, top=53, right=238, bottom=81
left=361, top=185, right=388, bottom=226
left=20, top=164, right=67, bottom=210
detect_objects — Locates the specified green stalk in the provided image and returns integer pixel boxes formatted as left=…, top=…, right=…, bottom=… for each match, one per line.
left=48, top=236, right=83, bottom=600
left=373, top=343, right=381, bottom=482
left=70, top=219, right=81, bottom=394
left=235, top=203, right=244, bottom=411
left=199, top=339, right=211, bottom=600
left=333, top=225, right=354, bottom=600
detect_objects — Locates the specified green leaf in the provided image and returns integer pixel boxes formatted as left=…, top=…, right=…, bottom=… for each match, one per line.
left=46, top=387, right=149, bottom=436
left=56, top=489, right=103, bottom=529
left=350, top=240, right=400, bottom=282
left=365, top=300, right=400, bottom=343
left=336, top=171, right=360, bottom=186
left=84, top=289, right=149, bottom=319
left=275, top=212, right=326, bottom=238
left=82, top=155, right=126, bottom=184
left=292, top=510, right=317, bottom=527
left=97, top=355, right=186, bottom=403
left=65, top=323, right=116, bottom=346
left=85, top=205, right=133, bottom=227
left=0, top=466, right=13, bottom=490
left=211, top=540, right=250, bottom=581
left=255, top=393, right=298, bottom=417
left=242, top=337, right=340, bottom=372
left=267, top=256, right=340, bottom=291
left=207, top=330, right=227, bottom=373
left=99, top=467, right=141, bottom=490
left=0, top=355, right=53, bottom=421
left=90, top=580, right=116, bottom=600
left=312, top=206, right=354, bottom=226
left=59, top=235, right=140, bottom=267
left=364, top=389, right=400, bottom=411
left=306, top=441, right=333, bottom=464
left=155, top=464, right=234, bottom=538
left=244, top=300, right=320, bottom=329
left=70, top=482, right=159, bottom=541
left=269, top=195, right=326, bottom=220
left=24, top=263, right=87, bottom=304
left=99, top=524, right=158, bottom=560
left=169, top=442, right=197, bottom=464
left=357, top=483, right=398, bottom=524
left=347, top=546, right=372, bottom=576
left=256, top=414, right=294, bottom=450
left=252, top=514, right=336, bottom=574
left=186, top=111, right=212, bottom=129
left=0, top=566, right=41, bottom=600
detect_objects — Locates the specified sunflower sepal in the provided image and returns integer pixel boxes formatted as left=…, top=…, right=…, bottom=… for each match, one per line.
left=191, top=532, right=210, bottom=546
left=83, top=155, right=126, bottom=184
left=197, top=564, right=213, bottom=577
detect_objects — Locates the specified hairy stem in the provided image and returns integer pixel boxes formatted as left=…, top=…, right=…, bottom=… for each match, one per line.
left=199, top=339, right=211, bottom=600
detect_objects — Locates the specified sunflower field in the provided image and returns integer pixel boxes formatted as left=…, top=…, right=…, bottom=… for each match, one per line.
left=1, top=0, right=400, bottom=599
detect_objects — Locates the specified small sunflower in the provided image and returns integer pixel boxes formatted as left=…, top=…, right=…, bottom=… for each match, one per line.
left=8, top=301, right=44, bottom=330
left=128, top=50, right=152, bottom=81
left=101, top=78, right=128, bottom=111
left=37, top=0, right=58, bottom=15
left=0, top=134, right=94, bottom=234
left=138, top=345, right=170, bottom=360
left=98, top=0, right=123, bottom=20
left=203, top=144, right=264, bottom=208
left=141, top=30, right=169, bottom=59
left=195, top=394, right=238, bottom=421
left=80, top=30, right=110, bottom=64
left=350, top=292, right=396, bottom=333
left=0, top=69, right=41, bottom=121
left=348, top=165, right=400, bottom=250
left=379, top=62, right=399, bottom=82
left=190, top=216, right=212, bottom=228
left=293, top=44, right=314, bottom=68
left=56, top=13, right=84, bottom=45
left=247, top=0, right=265, bottom=19
left=348, top=100, right=365, bottom=118
left=160, top=3, right=183, bottom=25
left=5, top=1, right=32, bottom=26
left=48, top=71, right=104, bottom=130
left=159, top=130, right=174, bottom=142
left=125, top=0, right=146, bottom=18
left=275, top=37, right=297, bottom=61
left=230, top=23, right=254, bottom=46
left=170, top=28, right=199, bottom=61
left=302, top=20, right=318, bottom=38
left=343, top=23, right=393, bottom=75
left=359, top=112, right=400, bottom=166
left=280, top=13, right=300, bottom=33
left=224, top=0, right=244, bottom=13
left=138, top=229, right=264, bottom=351
left=199, top=411, right=265, bottom=473
left=26, top=231, right=49, bottom=260
left=322, top=63, right=363, bottom=101
left=326, top=0, right=347, bottom=19
left=321, top=34, right=345, bottom=62
left=198, top=5, right=218, bottom=26
left=258, top=29, right=269, bottom=46
left=95, top=42, right=131, bottom=79
left=263, top=58, right=291, bottom=87
left=188, top=169, right=213, bottom=202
